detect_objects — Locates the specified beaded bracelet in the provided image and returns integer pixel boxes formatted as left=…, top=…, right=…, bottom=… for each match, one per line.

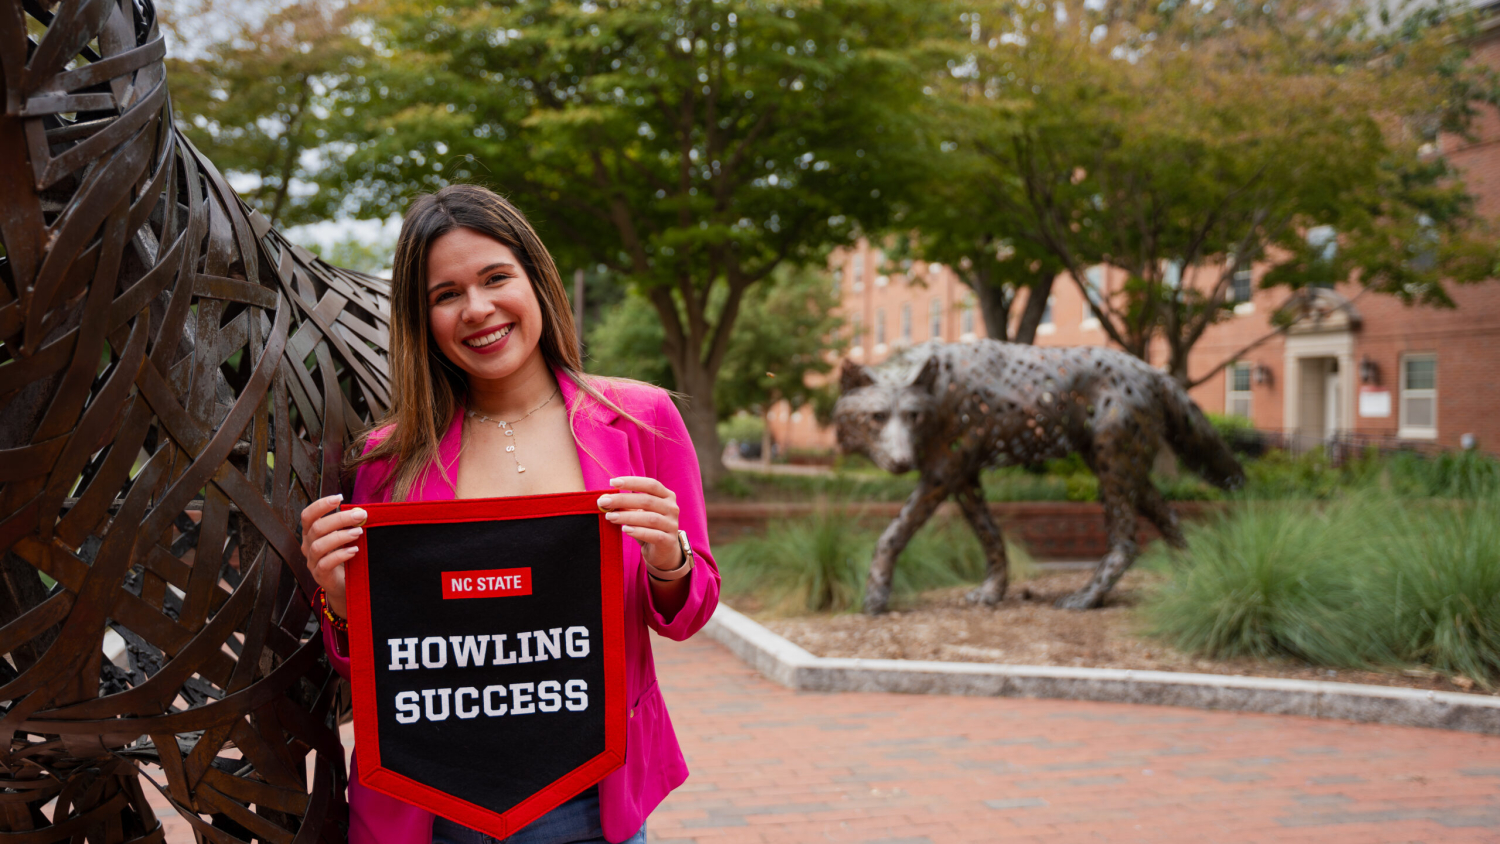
left=314, top=587, right=348, bottom=632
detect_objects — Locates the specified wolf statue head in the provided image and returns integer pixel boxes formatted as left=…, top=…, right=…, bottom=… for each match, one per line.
left=832, top=348, right=945, bottom=476
left=1, top=2, right=391, bottom=842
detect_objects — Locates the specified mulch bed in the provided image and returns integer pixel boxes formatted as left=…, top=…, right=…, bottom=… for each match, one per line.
left=734, top=569, right=1495, bottom=697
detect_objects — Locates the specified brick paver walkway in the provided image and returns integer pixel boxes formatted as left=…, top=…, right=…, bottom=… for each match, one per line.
left=142, top=632, right=1499, bottom=843
left=648, top=634, right=1500, bottom=844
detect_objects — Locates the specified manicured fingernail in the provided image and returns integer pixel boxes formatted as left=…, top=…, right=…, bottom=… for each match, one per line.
left=333, top=493, right=344, bottom=501
left=621, top=525, right=635, bottom=535
left=605, top=512, right=619, bottom=521
left=351, top=508, right=367, bottom=522
left=597, top=495, right=612, bottom=508
left=350, top=526, right=363, bottom=536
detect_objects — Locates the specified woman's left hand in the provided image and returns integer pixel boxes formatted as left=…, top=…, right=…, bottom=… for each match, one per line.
left=598, top=476, right=684, bottom=573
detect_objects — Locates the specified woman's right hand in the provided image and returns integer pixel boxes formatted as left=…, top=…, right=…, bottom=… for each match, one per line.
left=300, top=494, right=366, bottom=620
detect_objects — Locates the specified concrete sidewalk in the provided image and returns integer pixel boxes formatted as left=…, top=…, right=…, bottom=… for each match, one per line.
left=648, top=633, right=1500, bottom=844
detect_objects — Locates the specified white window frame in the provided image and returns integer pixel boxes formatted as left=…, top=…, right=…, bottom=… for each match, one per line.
left=959, top=306, right=976, bottom=341
left=1037, top=295, right=1056, bottom=336
left=929, top=298, right=942, bottom=340
left=900, top=303, right=912, bottom=343
left=1398, top=353, right=1437, bottom=440
left=1082, top=267, right=1103, bottom=328
left=875, top=307, right=886, bottom=346
left=1225, top=362, right=1253, bottom=419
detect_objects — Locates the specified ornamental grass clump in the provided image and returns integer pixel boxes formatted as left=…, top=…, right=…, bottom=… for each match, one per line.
left=717, top=509, right=1034, bottom=614
left=1144, top=492, right=1500, bottom=688
left=1142, top=498, right=1366, bottom=665
left=1352, top=497, right=1500, bottom=687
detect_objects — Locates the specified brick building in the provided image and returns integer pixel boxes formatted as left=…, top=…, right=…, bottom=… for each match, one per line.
left=767, top=28, right=1500, bottom=457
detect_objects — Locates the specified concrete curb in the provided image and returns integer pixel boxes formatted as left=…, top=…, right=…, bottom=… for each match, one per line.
left=701, top=603, right=1500, bottom=736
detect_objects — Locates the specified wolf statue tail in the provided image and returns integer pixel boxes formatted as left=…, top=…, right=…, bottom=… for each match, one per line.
left=1157, top=375, right=1247, bottom=491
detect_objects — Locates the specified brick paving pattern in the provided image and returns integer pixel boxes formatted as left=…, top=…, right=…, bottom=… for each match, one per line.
left=648, top=635, right=1500, bottom=844
left=144, top=633, right=1500, bottom=842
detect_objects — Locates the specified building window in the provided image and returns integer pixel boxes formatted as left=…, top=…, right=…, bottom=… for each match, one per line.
left=1083, top=266, right=1103, bottom=322
left=1035, top=295, right=1055, bottom=333
left=851, top=312, right=863, bottom=345
left=1163, top=260, right=1183, bottom=289
left=875, top=308, right=886, bottom=345
left=1399, top=353, right=1437, bottom=439
left=1226, top=362, right=1253, bottom=419
left=960, top=306, right=974, bottom=337
left=900, top=304, right=911, bottom=343
left=832, top=266, right=843, bottom=298
left=1230, top=266, right=1253, bottom=303
left=929, top=298, right=942, bottom=340
left=853, top=259, right=864, bottom=293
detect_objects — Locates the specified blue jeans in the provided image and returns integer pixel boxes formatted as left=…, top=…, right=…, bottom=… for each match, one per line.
left=430, top=789, right=645, bottom=844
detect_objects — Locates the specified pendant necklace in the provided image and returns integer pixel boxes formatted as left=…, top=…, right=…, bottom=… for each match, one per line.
left=466, top=387, right=560, bottom=473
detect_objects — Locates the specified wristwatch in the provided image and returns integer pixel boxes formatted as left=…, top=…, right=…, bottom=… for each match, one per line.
left=648, top=530, right=694, bottom=583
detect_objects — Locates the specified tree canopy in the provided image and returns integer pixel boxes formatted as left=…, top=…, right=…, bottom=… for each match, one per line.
left=166, top=2, right=366, bottom=227
left=922, top=0, right=1498, bottom=383
left=295, top=0, right=947, bottom=480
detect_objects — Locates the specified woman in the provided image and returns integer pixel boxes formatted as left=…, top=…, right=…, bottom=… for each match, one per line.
left=299, top=184, right=719, bottom=844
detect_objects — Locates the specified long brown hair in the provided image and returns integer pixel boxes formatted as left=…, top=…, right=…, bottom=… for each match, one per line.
left=348, top=184, right=644, bottom=500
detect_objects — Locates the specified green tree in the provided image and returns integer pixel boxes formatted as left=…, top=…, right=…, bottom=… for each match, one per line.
left=587, top=263, right=844, bottom=430
left=715, top=263, right=845, bottom=422
left=943, top=0, right=1498, bottom=385
left=166, top=1, right=366, bottom=227
left=304, top=234, right=395, bottom=276
left=309, top=0, right=946, bottom=481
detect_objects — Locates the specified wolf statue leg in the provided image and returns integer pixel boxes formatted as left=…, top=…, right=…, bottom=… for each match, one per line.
left=954, top=477, right=1009, bottom=606
left=865, top=480, right=948, bottom=614
left=1135, top=483, right=1187, bottom=549
left=1058, top=471, right=1141, bottom=609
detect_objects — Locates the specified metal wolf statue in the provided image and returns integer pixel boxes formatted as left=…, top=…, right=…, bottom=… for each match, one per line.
left=834, top=341, right=1245, bottom=614
left=1, top=1, right=391, bottom=841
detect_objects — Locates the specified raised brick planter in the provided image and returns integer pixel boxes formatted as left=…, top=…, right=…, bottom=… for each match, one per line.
left=705, top=500, right=1224, bottom=560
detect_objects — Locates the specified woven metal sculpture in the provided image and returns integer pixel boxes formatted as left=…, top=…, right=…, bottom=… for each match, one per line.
left=834, top=341, right=1245, bottom=613
left=1, top=1, right=391, bottom=841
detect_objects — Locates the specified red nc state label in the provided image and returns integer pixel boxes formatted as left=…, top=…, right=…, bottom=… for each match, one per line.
left=441, top=568, right=533, bottom=599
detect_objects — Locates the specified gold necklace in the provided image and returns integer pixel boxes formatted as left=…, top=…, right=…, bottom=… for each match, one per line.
left=466, top=387, right=560, bottom=474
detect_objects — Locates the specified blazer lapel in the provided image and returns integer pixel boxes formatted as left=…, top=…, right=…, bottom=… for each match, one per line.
left=557, top=369, right=631, bottom=490
left=416, top=404, right=465, bottom=501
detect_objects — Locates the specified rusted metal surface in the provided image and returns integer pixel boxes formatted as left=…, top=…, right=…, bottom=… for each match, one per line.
left=834, top=341, right=1245, bottom=613
left=1, top=2, right=391, bottom=842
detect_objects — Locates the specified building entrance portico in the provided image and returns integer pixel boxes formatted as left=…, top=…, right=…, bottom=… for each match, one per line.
left=1281, top=289, right=1360, bottom=449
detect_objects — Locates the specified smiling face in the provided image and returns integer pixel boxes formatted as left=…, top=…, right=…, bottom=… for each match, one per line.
left=424, top=227, right=547, bottom=385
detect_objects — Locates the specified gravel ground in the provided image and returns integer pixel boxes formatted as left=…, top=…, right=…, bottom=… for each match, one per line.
left=743, top=569, right=1494, bottom=696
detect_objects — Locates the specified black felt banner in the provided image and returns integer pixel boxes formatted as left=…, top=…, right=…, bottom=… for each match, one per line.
left=343, top=491, right=626, bottom=839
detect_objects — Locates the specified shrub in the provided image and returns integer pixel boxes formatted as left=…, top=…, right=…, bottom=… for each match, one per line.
left=718, top=413, right=765, bottom=445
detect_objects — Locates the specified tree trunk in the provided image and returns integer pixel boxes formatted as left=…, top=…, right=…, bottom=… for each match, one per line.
left=760, top=405, right=773, bottom=468
left=970, top=267, right=1009, bottom=342
left=1013, top=271, right=1056, bottom=345
left=674, top=366, right=728, bottom=487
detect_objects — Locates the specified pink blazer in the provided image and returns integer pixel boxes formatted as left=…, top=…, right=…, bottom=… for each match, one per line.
left=320, top=370, right=720, bottom=844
